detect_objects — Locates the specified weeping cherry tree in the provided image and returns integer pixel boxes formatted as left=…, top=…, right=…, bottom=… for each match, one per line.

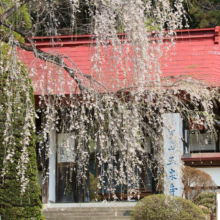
left=0, top=0, right=219, bottom=210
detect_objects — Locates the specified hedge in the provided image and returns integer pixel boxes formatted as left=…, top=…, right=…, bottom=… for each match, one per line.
left=0, top=45, right=44, bottom=219
left=131, top=194, right=206, bottom=220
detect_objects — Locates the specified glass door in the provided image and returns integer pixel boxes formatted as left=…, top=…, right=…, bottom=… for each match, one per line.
left=56, top=133, right=90, bottom=203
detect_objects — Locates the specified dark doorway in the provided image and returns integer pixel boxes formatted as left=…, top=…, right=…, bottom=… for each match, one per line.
left=57, top=162, right=76, bottom=202
left=57, top=162, right=90, bottom=203
left=56, top=133, right=90, bottom=203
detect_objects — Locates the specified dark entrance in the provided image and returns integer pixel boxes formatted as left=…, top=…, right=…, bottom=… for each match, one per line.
left=56, top=133, right=90, bottom=203
left=57, top=162, right=76, bottom=202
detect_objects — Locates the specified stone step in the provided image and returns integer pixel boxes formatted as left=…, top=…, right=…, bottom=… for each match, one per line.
left=42, top=206, right=132, bottom=220
left=42, top=212, right=131, bottom=216
left=43, top=214, right=131, bottom=218
left=42, top=210, right=132, bottom=214
left=42, top=211, right=132, bottom=217
left=43, top=209, right=132, bottom=212
left=44, top=217, right=131, bottom=219
left=43, top=207, right=133, bottom=211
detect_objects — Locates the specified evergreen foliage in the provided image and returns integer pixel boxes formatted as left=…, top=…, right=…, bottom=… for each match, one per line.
left=0, top=0, right=31, bottom=42
left=186, top=0, right=220, bottom=28
left=194, top=191, right=216, bottom=215
left=130, top=194, right=206, bottom=220
left=0, top=45, right=44, bottom=220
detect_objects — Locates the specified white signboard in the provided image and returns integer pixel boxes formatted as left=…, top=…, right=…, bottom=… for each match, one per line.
left=58, top=133, right=75, bottom=163
left=163, top=113, right=183, bottom=197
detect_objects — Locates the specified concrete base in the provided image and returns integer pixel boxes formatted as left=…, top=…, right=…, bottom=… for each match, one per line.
left=42, top=202, right=136, bottom=220
left=43, top=201, right=137, bottom=209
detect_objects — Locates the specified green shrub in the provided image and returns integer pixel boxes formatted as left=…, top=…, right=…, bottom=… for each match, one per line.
left=89, top=172, right=100, bottom=201
left=131, top=194, right=206, bottom=220
left=194, top=191, right=216, bottom=215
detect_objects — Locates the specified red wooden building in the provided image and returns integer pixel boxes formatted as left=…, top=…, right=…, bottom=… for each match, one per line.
left=18, top=26, right=220, bottom=93
left=18, top=27, right=220, bottom=203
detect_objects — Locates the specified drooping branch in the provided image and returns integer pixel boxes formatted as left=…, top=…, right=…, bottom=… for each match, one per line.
left=0, top=20, right=91, bottom=92
left=0, top=9, right=109, bottom=93
left=0, top=1, right=91, bottom=92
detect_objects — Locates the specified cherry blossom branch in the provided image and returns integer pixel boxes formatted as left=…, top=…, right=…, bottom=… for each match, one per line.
left=1, top=9, right=109, bottom=93
left=0, top=22, right=88, bottom=92
left=63, top=55, right=110, bottom=92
